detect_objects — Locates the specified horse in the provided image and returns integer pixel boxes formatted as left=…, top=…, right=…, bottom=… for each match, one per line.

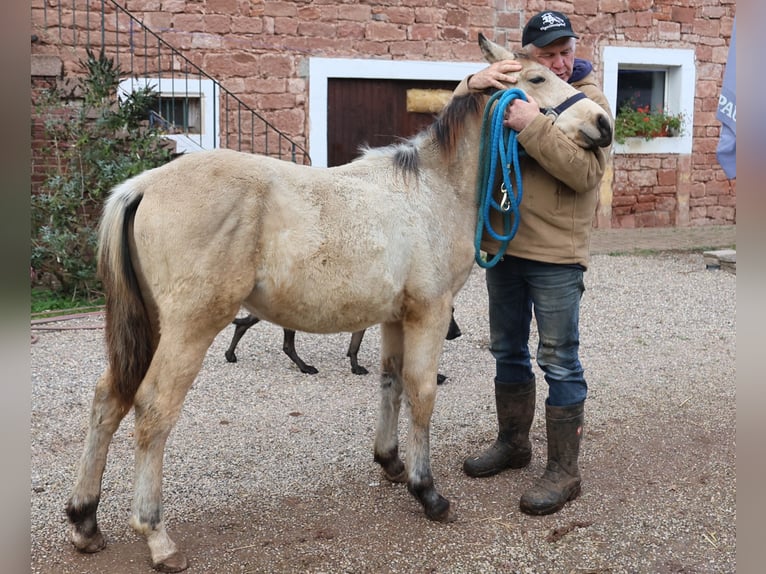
left=224, top=309, right=463, bottom=381
left=65, top=34, right=612, bottom=572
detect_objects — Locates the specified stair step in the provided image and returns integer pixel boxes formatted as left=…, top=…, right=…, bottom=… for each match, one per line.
left=703, top=249, right=736, bottom=274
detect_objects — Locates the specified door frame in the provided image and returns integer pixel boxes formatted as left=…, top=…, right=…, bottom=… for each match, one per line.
left=308, top=58, right=484, bottom=167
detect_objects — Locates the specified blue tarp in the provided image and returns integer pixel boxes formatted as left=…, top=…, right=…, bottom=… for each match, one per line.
left=716, top=20, right=736, bottom=179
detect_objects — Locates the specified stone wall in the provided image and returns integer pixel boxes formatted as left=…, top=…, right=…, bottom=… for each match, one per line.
left=31, top=0, right=736, bottom=227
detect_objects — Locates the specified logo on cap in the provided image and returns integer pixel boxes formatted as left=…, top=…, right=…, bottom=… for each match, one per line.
left=539, top=12, right=567, bottom=31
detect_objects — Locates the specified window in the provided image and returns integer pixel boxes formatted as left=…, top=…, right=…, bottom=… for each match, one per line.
left=617, top=69, right=666, bottom=112
left=152, top=96, right=202, bottom=134
left=603, top=47, right=695, bottom=154
left=118, top=77, right=219, bottom=153
left=308, top=58, right=485, bottom=167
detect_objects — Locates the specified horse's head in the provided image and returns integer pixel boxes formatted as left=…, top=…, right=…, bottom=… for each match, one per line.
left=477, top=33, right=612, bottom=149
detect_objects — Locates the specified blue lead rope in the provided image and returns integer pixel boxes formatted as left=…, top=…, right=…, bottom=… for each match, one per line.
left=474, top=88, right=526, bottom=268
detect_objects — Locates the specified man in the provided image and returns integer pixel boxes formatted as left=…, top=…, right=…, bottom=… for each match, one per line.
left=454, top=11, right=612, bottom=515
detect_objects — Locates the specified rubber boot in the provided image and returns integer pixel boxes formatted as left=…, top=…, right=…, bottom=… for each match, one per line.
left=463, top=379, right=536, bottom=478
left=519, top=400, right=584, bottom=515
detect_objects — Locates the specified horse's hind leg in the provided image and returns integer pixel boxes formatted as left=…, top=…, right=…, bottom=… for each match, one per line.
left=129, top=330, right=217, bottom=572
left=224, top=314, right=260, bottom=363
left=347, top=330, right=369, bottom=375
left=67, top=368, right=131, bottom=553
left=373, top=322, right=406, bottom=482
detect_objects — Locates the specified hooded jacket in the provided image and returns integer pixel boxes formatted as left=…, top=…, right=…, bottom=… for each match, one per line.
left=455, top=58, right=612, bottom=269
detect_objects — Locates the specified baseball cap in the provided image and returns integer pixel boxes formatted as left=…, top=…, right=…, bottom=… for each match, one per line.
left=522, top=11, right=579, bottom=48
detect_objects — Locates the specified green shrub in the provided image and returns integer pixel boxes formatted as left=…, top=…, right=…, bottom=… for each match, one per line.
left=31, top=48, right=174, bottom=299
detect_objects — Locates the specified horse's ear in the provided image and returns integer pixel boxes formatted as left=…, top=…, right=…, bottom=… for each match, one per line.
left=477, top=33, right=515, bottom=63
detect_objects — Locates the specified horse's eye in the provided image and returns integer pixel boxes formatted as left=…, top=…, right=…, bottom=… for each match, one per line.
left=529, top=76, right=545, bottom=84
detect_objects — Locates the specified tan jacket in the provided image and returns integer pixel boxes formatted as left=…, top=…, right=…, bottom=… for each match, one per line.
left=455, top=71, right=612, bottom=269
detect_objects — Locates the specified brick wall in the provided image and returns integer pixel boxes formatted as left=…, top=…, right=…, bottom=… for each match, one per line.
left=31, top=78, right=52, bottom=192
left=31, top=0, right=736, bottom=228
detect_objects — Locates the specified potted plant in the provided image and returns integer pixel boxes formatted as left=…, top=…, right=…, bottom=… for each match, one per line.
left=614, top=102, right=684, bottom=144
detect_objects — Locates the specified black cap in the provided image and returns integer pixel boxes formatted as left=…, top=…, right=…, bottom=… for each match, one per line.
left=522, top=11, right=579, bottom=48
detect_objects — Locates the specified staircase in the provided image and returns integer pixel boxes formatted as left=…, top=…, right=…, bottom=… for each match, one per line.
left=31, top=0, right=310, bottom=164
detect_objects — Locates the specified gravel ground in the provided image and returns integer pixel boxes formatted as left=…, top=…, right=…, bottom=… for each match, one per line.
left=30, top=252, right=736, bottom=573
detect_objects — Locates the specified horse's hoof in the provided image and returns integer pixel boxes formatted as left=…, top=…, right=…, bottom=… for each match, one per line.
left=384, top=468, right=408, bottom=483
left=153, top=551, right=189, bottom=573
left=351, top=365, right=369, bottom=375
left=381, top=462, right=407, bottom=483
left=70, top=527, right=106, bottom=553
left=374, top=449, right=407, bottom=483
left=407, top=483, right=455, bottom=523
left=224, top=351, right=237, bottom=363
left=300, top=365, right=319, bottom=374
left=436, top=373, right=447, bottom=385
left=425, top=495, right=455, bottom=523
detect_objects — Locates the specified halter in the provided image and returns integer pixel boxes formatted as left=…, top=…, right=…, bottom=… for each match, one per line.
left=474, top=88, right=586, bottom=269
left=539, top=91, right=587, bottom=120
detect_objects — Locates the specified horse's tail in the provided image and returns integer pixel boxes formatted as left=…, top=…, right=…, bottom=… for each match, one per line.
left=97, top=177, right=156, bottom=407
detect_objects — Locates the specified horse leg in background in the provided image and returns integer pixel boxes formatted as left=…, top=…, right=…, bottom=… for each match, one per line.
left=225, top=314, right=318, bottom=373
left=282, top=329, right=319, bottom=374
left=224, top=314, right=260, bottom=363
left=346, top=330, right=369, bottom=375
left=446, top=308, right=462, bottom=340
left=373, top=321, right=406, bottom=483
left=436, top=308, right=462, bottom=385
left=67, top=368, right=132, bottom=554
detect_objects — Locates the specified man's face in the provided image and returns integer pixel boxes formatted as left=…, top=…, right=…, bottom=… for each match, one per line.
left=528, top=37, right=576, bottom=81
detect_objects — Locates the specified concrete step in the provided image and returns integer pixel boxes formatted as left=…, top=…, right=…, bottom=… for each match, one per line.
left=703, top=249, right=736, bottom=274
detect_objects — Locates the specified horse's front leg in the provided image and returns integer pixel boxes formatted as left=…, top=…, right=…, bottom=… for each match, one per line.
left=403, top=370, right=453, bottom=522
left=401, top=306, right=455, bottom=522
left=373, top=322, right=406, bottom=482
left=67, top=368, right=131, bottom=553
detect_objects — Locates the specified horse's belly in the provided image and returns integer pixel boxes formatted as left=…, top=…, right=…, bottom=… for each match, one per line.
left=244, top=260, right=405, bottom=334
left=245, top=285, right=400, bottom=334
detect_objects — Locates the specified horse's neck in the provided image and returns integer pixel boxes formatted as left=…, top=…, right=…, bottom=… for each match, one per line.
left=440, top=119, right=484, bottom=205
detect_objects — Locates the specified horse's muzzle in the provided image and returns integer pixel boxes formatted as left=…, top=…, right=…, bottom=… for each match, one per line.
left=582, top=114, right=613, bottom=149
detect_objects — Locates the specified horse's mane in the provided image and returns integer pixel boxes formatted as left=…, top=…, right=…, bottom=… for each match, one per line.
left=358, top=91, right=484, bottom=176
left=432, top=91, right=484, bottom=159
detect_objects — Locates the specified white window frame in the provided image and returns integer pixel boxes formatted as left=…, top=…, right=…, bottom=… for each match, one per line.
left=308, top=58, right=485, bottom=168
left=118, top=77, right=220, bottom=153
left=603, top=47, right=695, bottom=155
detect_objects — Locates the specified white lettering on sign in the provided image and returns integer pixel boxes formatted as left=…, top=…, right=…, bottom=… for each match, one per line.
left=718, top=94, right=736, bottom=123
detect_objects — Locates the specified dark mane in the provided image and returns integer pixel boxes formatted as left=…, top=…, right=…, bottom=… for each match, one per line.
left=432, top=92, right=484, bottom=158
left=358, top=91, right=484, bottom=176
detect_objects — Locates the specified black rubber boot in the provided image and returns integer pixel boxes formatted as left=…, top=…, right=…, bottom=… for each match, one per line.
left=463, top=379, right=536, bottom=478
left=519, top=400, right=584, bottom=515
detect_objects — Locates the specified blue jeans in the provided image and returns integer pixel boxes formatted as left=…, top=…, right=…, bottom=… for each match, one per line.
left=486, top=256, right=587, bottom=407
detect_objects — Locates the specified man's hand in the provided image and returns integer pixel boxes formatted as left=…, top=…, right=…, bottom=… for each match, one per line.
left=467, top=60, right=523, bottom=91
left=503, top=94, right=541, bottom=132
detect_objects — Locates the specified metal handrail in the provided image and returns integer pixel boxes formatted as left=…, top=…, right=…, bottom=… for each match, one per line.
left=32, top=0, right=310, bottom=164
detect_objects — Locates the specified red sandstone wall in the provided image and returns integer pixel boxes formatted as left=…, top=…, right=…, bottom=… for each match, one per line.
left=30, top=0, right=736, bottom=228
